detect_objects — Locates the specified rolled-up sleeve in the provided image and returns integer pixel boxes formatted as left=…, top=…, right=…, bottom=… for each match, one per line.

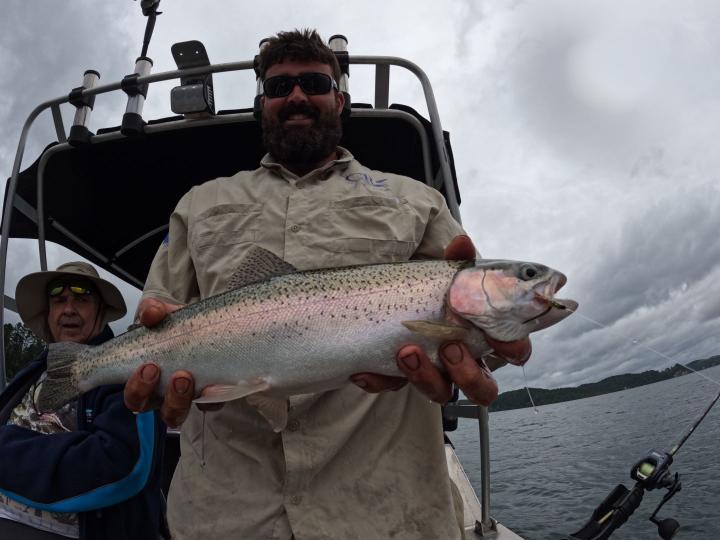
left=411, top=187, right=467, bottom=260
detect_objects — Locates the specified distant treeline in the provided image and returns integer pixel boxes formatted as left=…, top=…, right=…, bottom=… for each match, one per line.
left=489, top=356, right=720, bottom=412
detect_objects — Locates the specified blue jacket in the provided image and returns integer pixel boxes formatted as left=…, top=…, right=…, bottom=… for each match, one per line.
left=0, top=326, right=168, bottom=539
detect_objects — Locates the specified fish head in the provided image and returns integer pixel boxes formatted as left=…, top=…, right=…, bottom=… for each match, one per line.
left=447, top=260, right=577, bottom=354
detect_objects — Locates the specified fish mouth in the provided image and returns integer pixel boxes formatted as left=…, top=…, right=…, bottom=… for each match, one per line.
left=523, top=272, right=576, bottom=323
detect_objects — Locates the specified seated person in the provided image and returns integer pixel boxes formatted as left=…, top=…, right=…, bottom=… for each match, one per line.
left=0, top=262, right=167, bottom=540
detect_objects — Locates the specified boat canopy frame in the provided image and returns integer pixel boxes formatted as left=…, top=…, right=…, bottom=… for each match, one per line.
left=0, top=50, right=499, bottom=535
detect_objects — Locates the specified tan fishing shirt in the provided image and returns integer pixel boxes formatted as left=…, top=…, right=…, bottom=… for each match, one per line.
left=143, top=148, right=466, bottom=539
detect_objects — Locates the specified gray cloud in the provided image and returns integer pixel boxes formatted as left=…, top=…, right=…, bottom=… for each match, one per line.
left=0, top=2, right=142, bottom=337
left=3, top=0, right=720, bottom=395
left=449, top=0, right=720, bottom=390
left=564, top=183, right=720, bottom=329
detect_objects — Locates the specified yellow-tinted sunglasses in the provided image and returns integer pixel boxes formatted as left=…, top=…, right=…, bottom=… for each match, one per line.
left=47, top=280, right=94, bottom=297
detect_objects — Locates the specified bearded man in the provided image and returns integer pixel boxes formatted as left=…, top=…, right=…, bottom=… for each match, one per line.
left=124, top=29, right=530, bottom=539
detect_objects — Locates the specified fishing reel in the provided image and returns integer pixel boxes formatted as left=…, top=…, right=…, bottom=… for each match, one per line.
left=631, top=450, right=682, bottom=540
left=566, top=449, right=682, bottom=540
left=568, top=389, right=719, bottom=540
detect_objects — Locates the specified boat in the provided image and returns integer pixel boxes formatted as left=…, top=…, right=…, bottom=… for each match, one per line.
left=0, top=2, right=524, bottom=538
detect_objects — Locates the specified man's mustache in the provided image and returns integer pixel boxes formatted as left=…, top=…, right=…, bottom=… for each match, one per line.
left=278, top=104, right=320, bottom=123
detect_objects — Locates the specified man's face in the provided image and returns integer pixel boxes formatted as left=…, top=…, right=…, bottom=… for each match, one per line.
left=261, top=60, right=345, bottom=169
left=47, top=286, right=101, bottom=343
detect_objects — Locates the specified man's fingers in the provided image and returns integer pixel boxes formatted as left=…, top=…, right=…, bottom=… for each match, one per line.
left=160, top=371, right=195, bottom=428
left=440, top=342, right=498, bottom=407
left=137, top=297, right=183, bottom=328
left=351, top=373, right=408, bottom=393
left=124, top=363, right=161, bottom=412
left=396, top=345, right=453, bottom=404
left=444, top=235, right=476, bottom=261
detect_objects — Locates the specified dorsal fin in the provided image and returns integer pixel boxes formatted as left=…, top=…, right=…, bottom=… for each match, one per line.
left=226, top=246, right=298, bottom=291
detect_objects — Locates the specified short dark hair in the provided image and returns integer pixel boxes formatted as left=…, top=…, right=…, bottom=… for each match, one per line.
left=258, top=29, right=341, bottom=82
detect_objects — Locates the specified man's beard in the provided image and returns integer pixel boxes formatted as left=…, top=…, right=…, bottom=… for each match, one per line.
left=262, top=103, right=343, bottom=170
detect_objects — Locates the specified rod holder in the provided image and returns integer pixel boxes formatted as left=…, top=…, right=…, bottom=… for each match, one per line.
left=253, top=38, right=271, bottom=122
left=328, top=34, right=351, bottom=120
left=121, top=56, right=153, bottom=136
left=67, top=70, right=100, bottom=147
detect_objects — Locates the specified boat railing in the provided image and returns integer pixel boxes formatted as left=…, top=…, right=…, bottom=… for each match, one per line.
left=0, top=50, right=494, bottom=535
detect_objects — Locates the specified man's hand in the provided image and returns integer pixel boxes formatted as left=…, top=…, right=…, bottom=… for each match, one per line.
left=350, top=235, right=531, bottom=406
left=123, top=298, right=220, bottom=428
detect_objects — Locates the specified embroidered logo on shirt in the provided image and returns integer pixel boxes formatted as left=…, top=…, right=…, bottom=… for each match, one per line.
left=344, top=173, right=389, bottom=190
left=161, top=233, right=170, bottom=247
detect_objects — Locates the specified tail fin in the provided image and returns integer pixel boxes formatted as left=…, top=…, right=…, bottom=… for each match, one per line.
left=36, top=342, right=89, bottom=412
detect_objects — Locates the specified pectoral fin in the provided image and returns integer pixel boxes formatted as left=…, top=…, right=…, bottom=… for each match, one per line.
left=246, top=394, right=289, bottom=432
left=193, top=381, right=289, bottom=432
left=193, top=380, right=271, bottom=404
left=401, top=320, right=470, bottom=341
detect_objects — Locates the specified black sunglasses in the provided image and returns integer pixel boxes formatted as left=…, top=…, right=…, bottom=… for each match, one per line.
left=263, top=73, right=338, bottom=99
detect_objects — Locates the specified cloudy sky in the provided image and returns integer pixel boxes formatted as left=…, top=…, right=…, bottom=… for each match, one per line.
left=2, top=0, right=720, bottom=393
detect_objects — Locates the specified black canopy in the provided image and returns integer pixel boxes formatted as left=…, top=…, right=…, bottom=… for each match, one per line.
left=3, top=104, right=459, bottom=288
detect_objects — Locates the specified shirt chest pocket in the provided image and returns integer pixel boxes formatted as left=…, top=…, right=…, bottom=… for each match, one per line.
left=190, top=203, right=262, bottom=253
left=318, top=196, right=418, bottom=262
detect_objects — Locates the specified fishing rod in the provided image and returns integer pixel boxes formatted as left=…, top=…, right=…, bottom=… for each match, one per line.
left=566, top=388, right=720, bottom=540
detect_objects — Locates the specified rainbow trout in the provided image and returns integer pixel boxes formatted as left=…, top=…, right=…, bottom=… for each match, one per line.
left=38, top=247, right=576, bottom=429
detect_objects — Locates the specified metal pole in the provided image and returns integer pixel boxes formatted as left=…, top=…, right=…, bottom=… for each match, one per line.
left=348, top=56, right=461, bottom=222
left=479, top=406, right=492, bottom=528
left=0, top=98, right=62, bottom=389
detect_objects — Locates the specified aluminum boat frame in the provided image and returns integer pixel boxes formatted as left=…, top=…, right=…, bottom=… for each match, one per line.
left=0, top=35, right=522, bottom=539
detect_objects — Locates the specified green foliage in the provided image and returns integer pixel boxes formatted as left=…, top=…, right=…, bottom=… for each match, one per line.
left=3, top=322, right=45, bottom=382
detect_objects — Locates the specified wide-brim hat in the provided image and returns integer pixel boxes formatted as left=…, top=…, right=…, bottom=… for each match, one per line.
left=15, top=261, right=127, bottom=342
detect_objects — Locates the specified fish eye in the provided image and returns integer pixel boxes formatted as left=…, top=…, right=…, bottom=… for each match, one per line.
left=519, top=264, right=539, bottom=280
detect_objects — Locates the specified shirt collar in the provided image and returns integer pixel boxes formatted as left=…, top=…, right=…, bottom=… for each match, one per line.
left=261, top=147, right=354, bottom=182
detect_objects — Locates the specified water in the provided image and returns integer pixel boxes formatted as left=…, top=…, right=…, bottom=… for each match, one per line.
left=453, top=364, right=720, bottom=540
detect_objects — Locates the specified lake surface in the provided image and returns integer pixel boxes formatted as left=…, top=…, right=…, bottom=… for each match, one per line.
left=453, top=364, right=720, bottom=540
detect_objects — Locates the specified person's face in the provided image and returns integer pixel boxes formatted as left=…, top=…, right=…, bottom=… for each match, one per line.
left=47, top=286, right=101, bottom=343
left=261, top=60, right=345, bottom=171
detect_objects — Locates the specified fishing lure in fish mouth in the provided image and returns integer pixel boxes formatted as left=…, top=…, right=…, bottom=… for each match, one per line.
left=566, top=389, right=720, bottom=540
left=534, top=291, right=572, bottom=310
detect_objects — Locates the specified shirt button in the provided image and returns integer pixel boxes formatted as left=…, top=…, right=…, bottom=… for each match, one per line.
left=289, top=495, right=302, bottom=505
left=287, top=419, right=300, bottom=432
left=290, top=224, right=301, bottom=233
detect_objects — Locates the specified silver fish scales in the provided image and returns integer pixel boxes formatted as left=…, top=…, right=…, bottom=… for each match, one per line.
left=38, top=248, right=576, bottom=429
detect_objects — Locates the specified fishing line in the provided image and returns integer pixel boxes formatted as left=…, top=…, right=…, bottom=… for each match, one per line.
left=201, top=410, right=206, bottom=467
left=549, top=299, right=720, bottom=389
left=522, top=365, right=539, bottom=414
